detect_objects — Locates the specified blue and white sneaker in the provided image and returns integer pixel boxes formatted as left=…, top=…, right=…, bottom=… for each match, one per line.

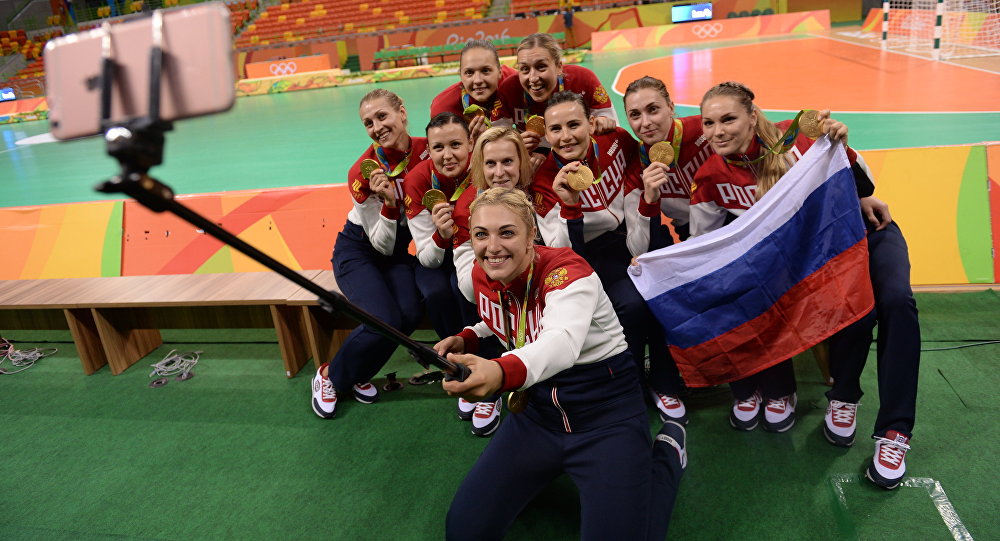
left=762, top=393, right=797, bottom=433
left=311, top=363, right=337, bottom=419
left=651, top=390, right=688, bottom=425
left=471, top=397, right=502, bottom=437
left=866, top=431, right=910, bottom=490
left=352, top=382, right=380, bottom=404
left=729, top=392, right=762, bottom=431
left=457, top=398, right=475, bottom=421
left=823, top=400, right=859, bottom=447
left=654, top=420, right=687, bottom=470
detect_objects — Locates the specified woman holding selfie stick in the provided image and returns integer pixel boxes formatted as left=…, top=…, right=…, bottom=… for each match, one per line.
left=311, top=89, right=429, bottom=419
left=438, top=188, right=686, bottom=541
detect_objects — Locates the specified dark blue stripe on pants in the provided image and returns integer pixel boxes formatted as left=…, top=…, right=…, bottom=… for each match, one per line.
left=327, top=221, right=422, bottom=390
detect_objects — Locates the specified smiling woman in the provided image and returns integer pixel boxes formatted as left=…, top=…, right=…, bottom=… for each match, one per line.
left=434, top=186, right=688, bottom=541
left=309, top=88, right=429, bottom=421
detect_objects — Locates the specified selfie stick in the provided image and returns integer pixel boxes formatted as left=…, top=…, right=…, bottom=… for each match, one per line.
left=91, top=14, right=470, bottom=382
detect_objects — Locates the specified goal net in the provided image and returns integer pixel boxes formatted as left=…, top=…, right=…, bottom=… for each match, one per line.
left=880, top=0, right=1000, bottom=60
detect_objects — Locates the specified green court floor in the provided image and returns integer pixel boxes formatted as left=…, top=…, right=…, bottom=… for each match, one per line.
left=0, top=290, right=998, bottom=540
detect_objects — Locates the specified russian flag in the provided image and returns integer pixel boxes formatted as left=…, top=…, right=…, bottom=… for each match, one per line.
left=629, top=137, right=875, bottom=387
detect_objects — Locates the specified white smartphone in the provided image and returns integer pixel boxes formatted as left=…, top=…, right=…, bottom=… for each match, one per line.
left=44, top=2, right=236, bottom=140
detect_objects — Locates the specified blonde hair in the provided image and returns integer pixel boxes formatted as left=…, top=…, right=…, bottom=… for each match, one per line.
left=360, top=88, right=403, bottom=111
left=516, top=33, right=563, bottom=66
left=470, top=127, right=533, bottom=191
left=701, top=81, right=792, bottom=198
left=470, top=187, right=537, bottom=235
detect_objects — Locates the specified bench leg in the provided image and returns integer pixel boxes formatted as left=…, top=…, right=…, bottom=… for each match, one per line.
left=270, top=304, right=310, bottom=378
left=91, top=308, right=163, bottom=375
left=63, top=308, right=109, bottom=375
left=300, top=306, right=349, bottom=372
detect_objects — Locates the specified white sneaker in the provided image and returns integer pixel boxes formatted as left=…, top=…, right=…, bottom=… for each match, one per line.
left=471, top=397, right=502, bottom=437
left=762, top=393, right=797, bottom=432
left=650, top=390, right=688, bottom=425
left=352, top=382, right=380, bottom=404
left=311, top=363, right=337, bottom=419
left=654, top=420, right=688, bottom=469
left=866, top=431, right=910, bottom=490
left=823, top=400, right=859, bottom=447
left=729, top=392, right=762, bottom=431
left=457, top=398, right=475, bottom=421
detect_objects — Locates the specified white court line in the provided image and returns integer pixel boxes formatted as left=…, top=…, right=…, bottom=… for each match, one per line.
left=817, top=33, right=1000, bottom=77
left=830, top=474, right=974, bottom=541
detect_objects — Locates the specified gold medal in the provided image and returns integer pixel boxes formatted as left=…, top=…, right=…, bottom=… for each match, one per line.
left=799, top=109, right=823, bottom=139
left=525, top=115, right=546, bottom=135
left=649, top=141, right=675, bottom=165
left=360, top=159, right=380, bottom=180
left=507, top=390, right=529, bottom=414
left=566, top=165, right=595, bottom=191
left=421, top=188, right=448, bottom=210
left=463, top=104, right=485, bottom=123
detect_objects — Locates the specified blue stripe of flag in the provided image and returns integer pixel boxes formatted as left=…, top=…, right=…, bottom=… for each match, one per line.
left=647, top=165, right=866, bottom=349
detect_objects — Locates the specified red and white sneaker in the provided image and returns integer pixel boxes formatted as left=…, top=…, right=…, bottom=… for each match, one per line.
left=352, top=382, right=380, bottom=404
left=762, top=393, right=797, bottom=432
left=729, top=392, right=762, bottom=431
left=823, top=400, right=859, bottom=447
left=457, top=398, right=475, bottom=421
left=651, top=390, right=688, bottom=425
left=471, top=397, right=502, bottom=437
left=311, top=363, right=337, bottom=419
left=866, top=431, right=910, bottom=490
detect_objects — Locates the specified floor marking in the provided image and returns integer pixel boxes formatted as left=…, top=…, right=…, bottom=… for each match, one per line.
left=829, top=474, right=974, bottom=541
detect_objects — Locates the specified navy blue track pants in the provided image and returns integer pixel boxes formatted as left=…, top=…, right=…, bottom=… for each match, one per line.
left=327, top=221, right=422, bottom=390
left=827, top=222, right=920, bottom=438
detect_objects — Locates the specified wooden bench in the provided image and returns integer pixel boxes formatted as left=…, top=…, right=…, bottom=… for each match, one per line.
left=0, top=271, right=336, bottom=377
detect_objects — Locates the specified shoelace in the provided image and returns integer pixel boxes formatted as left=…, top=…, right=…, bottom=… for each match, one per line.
left=658, top=394, right=681, bottom=408
left=474, top=401, right=496, bottom=416
left=767, top=397, right=789, bottom=412
left=875, top=437, right=910, bottom=466
left=321, top=378, right=336, bottom=400
left=736, top=394, right=760, bottom=410
left=829, top=401, right=858, bottom=424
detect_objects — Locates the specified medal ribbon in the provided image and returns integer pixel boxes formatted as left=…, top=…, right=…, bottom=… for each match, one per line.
left=431, top=168, right=473, bottom=203
left=554, top=137, right=603, bottom=184
left=497, top=260, right=534, bottom=351
left=639, top=118, right=683, bottom=168
left=461, top=87, right=494, bottom=128
left=724, top=110, right=807, bottom=167
left=373, top=142, right=412, bottom=178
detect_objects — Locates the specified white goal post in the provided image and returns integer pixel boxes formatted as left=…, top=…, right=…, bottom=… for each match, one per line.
left=880, top=0, right=1000, bottom=60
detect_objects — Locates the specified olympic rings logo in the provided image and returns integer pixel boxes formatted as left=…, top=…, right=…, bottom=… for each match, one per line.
left=269, top=61, right=299, bottom=76
left=691, top=22, right=724, bottom=39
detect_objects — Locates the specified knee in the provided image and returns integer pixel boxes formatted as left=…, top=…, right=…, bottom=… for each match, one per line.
left=874, top=283, right=916, bottom=318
